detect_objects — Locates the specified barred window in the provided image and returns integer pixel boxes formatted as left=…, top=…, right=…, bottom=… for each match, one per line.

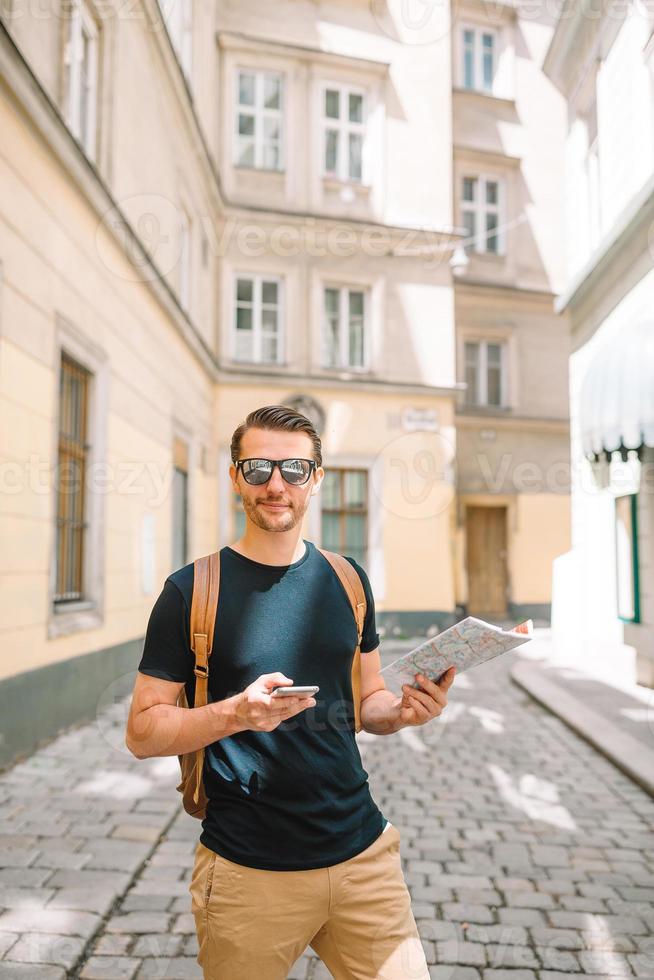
left=321, top=468, right=368, bottom=568
left=172, top=437, right=189, bottom=571
left=55, top=353, right=91, bottom=603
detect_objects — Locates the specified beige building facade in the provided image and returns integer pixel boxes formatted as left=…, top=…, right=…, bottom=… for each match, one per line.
left=449, top=0, right=571, bottom=620
left=0, top=0, right=569, bottom=765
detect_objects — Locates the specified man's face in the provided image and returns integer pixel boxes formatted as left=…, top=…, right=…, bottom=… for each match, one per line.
left=229, top=428, right=324, bottom=533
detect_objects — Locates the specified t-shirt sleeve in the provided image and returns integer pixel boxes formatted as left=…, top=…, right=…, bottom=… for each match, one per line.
left=344, top=558, right=380, bottom=653
left=137, top=577, right=194, bottom=684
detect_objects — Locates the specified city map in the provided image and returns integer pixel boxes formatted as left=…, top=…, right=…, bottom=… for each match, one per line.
left=380, top=617, right=533, bottom=695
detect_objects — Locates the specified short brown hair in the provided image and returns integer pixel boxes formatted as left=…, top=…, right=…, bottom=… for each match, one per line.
left=230, top=404, right=323, bottom=468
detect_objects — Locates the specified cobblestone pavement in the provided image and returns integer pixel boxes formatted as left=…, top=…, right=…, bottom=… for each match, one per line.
left=0, top=639, right=652, bottom=979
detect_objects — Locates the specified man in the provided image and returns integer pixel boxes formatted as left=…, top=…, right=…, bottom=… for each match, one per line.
left=126, top=404, right=455, bottom=980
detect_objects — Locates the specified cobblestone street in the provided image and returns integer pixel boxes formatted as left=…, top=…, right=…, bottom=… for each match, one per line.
left=0, top=640, right=652, bottom=979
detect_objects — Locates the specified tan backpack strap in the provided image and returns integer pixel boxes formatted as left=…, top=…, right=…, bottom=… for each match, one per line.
left=188, top=551, right=220, bottom=803
left=318, top=548, right=367, bottom=733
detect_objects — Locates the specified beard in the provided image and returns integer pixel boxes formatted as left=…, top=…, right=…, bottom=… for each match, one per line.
left=240, top=493, right=307, bottom=532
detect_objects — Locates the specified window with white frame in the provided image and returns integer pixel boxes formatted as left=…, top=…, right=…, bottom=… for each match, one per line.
left=322, top=84, right=366, bottom=182
left=179, top=208, right=191, bottom=313
left=160, top=0, right=193, bottom=78
left=464, top=340, right=507, bottom=407
left=461, top=175, right=505, bottom=255
left=235, top=70, right=283, bottom=170
left=323, top=286, right=367, bottom=370
left=461, top=25, right=497, bottom=94
left=63, top=0, right=99, bottom=159
left=233, top=275, right=283, bottom=364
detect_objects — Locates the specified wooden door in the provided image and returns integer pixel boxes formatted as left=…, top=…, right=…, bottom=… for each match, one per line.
left=466, top=506, right=508, bottom=615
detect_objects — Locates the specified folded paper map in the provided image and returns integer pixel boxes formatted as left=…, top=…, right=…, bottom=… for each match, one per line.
left=379, top=617, right=533, bottom=695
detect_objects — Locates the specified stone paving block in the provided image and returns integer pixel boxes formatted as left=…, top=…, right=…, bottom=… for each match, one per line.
left=121, top=895, right=172, bottom=913
left=441, top=904, right=496, bottom=924
left=492, top=877, right=533, bottom=893
left=416, top=920, right=460, bottom=941
left=578, top=949, right=633, bottom=974
left=558, top=894, right=608, bottom=913
left=182, top=932, right=198, bottom=953
left=529, top=926, right=585, bottom=950
left=0, top=908, right=100, bottom=938
left=31, top=850, right=91, bottom=870
left=485, top=944, right=539, bottom=969
left=0, top=965, right=67, bottom=978
left=578, top=882, right=619, bottom=899
left=0, top=848, right=40, bottom=868
left=429, top=969, right=481, bottom=980
left=80, top=956, right=141, bottom=979
left=0, top=887, right=55, bottom=909
left=534, top=878, right=577, bottom=895
left=434, top=875, right=493, bottom=890
left=135, top=957, right=201, bottom=978
left=92, top=934, right=133, bottom=955
left=130, top=933, right=184, bottom=958
left=105, top=912, right=172, bottom=934
left=504, top=890, right=554, bottom=909
left=46, top=887, right=116, bottom=914
left=435, top=939, right=486, bottom=966
left=410, top=902, right=437, bottom=919
left=534, top=947, right=580, bottom=971
left=540, top=974, right=623, bottom=980
left=129, top=880, right=190, bottom=897
left=480, top=971, right=537, bottom=980
left=629, top=953, right=654, bottom=977
left=171, top=913, right=195, bottom=934
left=550, top=910, right=647, bottom=933
left=110, top=826, right=162, bottom=843
left=0, top=868, right=52, bottom=888
left=412, top=885, right=455, bottom=903
left=1, top=932, right=85, bottom=969
left=0, top=932, right=18, bottom=957
left=463, top=924, right=528, bottom=945
left=454, top=889, right=502, bottom=905
left=46, top=869, right=131, bottom=891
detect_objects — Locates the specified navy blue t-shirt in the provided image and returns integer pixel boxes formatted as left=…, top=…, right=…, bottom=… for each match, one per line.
left=137, top=539, right=387, bottom=870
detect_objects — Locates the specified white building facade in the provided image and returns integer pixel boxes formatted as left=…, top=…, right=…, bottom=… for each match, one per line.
left=545, top=0, right=654, bottom=685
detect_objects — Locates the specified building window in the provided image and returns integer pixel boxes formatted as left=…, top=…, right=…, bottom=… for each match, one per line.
left=321, top=468, right=368, bottom=568
left=63, top=0, right=99, bottom=159
left=323, top=286, right=367, bottom=370
left=172, top=437, right=189, bottom=571
left=461, top=175, right=504, bottom=254
left=235, top=70, right=283, bottom=170
left=322, top=84, right=366, bottom=182
left=55, top=353, right=91, bottom=603
left=464, top=340, right=507, bottom=407
left=233, top=489, right=246, bottom=538
left=160, top=0, right=193, bottom=77
left=233, top=275, right=283, bottom=364
left=179, top=208, right=191, bottom=313
left=461, top=26, right=496, bottom=94
left=615, top=493, right=640, bottom=623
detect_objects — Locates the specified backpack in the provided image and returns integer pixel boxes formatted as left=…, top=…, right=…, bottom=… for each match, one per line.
left=176, top=546, right=367, bottom=820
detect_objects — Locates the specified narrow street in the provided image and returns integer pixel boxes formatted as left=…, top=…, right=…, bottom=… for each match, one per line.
left=0, top=640, right=652, bottom=979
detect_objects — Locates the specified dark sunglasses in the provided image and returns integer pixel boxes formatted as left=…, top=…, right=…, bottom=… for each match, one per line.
left=236, top=457, right=317, bottom=486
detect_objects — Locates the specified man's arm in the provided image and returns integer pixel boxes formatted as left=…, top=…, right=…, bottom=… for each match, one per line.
left=358, top=647, right=455, bottom=734
left=125, top=671, right=248, bottom=759
left=358, top=647, right=406, bottom=735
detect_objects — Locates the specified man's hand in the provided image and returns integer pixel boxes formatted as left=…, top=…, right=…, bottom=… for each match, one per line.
left=234, top=673, right=316, bottom=732
left=399, top=666, right=456, bottom=727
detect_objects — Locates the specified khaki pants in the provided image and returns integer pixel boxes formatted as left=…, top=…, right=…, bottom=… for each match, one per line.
left=188, top=822, right=430, bottom=980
